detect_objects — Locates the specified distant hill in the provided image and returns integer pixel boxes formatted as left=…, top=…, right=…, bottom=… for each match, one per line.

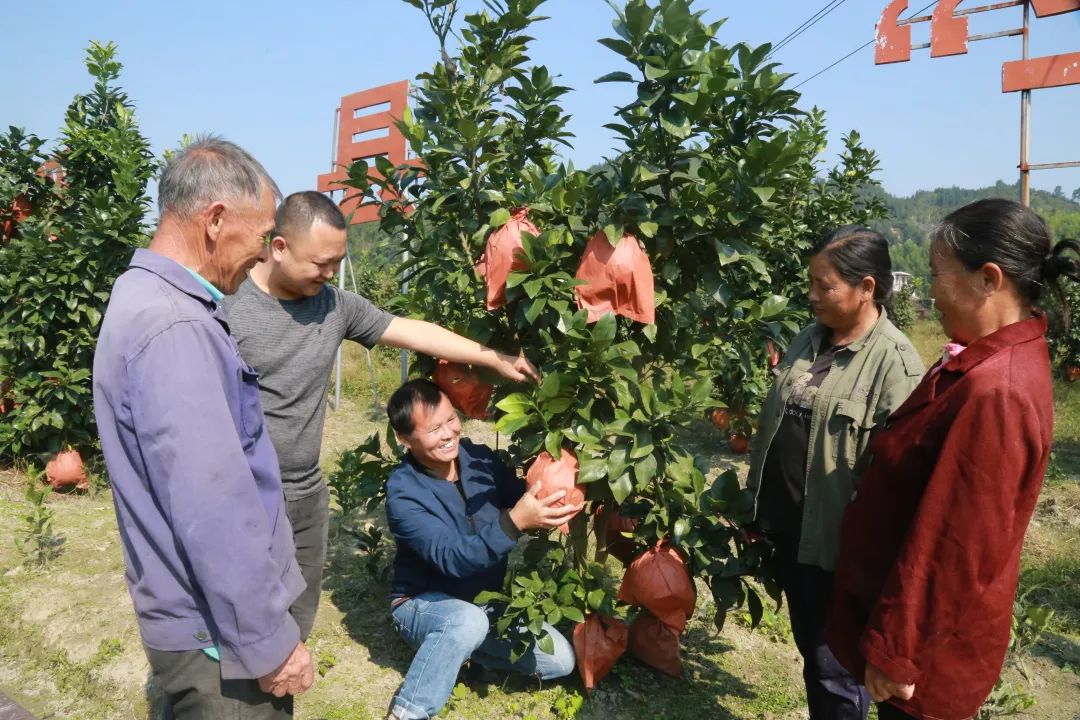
left=870, top=180, right=1080, bottom=283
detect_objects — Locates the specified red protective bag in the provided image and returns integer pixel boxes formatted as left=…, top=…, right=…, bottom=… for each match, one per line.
left=526, top=447, right=584, bottom=534
left=766, top=338, right=780, bottom=368
left=46, top=449, right=88, bottom=491
left=573, top=614, right=629, bottom=692
left=574, top=230, right=655, bottom=325
left=431, top=360, right=493, bottom=420
left=1, top=195, right=31, bottom=244
left=618, top=542, right=696, bottom=633
left=476, top=207, right=539, bottom=310
left=628, top=611, right=682, bottom=677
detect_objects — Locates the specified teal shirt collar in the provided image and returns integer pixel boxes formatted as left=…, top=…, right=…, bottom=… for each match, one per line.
left=184, top=267, right=224, bottom=302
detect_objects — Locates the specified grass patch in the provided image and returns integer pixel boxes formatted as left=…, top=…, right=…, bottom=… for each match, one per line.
left=1020, top=555, right=1080, bottom=636
left=904, top=317, right=947, bottom=369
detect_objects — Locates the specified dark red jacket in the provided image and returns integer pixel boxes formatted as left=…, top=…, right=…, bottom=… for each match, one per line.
left=826, top=315, right=1053, bottom=720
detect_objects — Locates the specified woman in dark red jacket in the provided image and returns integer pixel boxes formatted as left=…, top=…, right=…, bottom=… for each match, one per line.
left=826, top=199, right=1080, bottom=720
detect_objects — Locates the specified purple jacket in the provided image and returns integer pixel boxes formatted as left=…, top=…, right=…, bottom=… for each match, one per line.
left=93, top=249, right=304, bottom=680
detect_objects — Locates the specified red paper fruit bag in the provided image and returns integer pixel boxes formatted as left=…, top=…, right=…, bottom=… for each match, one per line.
left=574, top=230, right=655, bottom=325
left=431, top=360, right=493, bottom=420
left=476, top=207, right=539, bottom=310
left=526, top=447, right=584, bottom=534
left=573, top=614, right=629, bottom=692
left=629, top=611, right=682, bottom=677
left=46, top=449, right=88, bottom=491
left=618, top=542, right=696, bottom=632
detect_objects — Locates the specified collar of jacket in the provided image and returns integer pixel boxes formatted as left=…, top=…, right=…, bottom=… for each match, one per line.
left=939, top=312, right=1047, bottom=375
left=129, top=248, right=219, bottom=309
left=807, top=307, right=891, bottom=355
left=890, top=313, right=1046, bottom=424
left=404, top=439, right=483, bottom=496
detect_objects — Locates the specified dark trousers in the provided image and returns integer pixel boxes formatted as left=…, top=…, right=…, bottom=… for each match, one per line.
left=773, top=536, right=869, bottom=720
left=286, top=486, right=330, bottom=641
left=146, top=646, right=292, bottom=719
left=876, top=702, right=918, bottom=719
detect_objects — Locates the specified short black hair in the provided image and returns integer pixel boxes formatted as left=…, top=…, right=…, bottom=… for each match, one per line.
left=387, top=379, right=445, bottom=435
left=274, top=190, right=346, bottom=240
left=812, top=225, right=894, bottom=307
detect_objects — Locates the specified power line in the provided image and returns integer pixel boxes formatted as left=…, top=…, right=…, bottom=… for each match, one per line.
left=792, top=1, right=938, bottom=90
left=769, top=0, right=853, bottom=59
left=770, top=0, right=842, bottom=54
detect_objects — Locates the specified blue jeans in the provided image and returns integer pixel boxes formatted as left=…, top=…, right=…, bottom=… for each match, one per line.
left=389, top=592, right=576, bottom=719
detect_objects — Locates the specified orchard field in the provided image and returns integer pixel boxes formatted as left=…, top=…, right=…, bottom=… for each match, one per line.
left=1, top=322, right=1079, bottom=720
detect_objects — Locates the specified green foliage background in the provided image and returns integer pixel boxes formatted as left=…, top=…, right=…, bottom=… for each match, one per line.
left=0, top=42, right=156, bottom=461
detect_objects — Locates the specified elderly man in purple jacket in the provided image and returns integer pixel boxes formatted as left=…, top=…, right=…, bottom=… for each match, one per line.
left=93, top=135, right=313, bottom=718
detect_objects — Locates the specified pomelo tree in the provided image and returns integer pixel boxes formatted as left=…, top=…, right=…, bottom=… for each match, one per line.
left=0, top=41, right=156, bottom=461
left=340, top=0, right=885, bottom=664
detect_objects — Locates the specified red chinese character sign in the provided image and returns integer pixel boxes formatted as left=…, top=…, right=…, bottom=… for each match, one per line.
left=317, top=80, right=416, bottom=224
left=874, top=0, right=1080, bottom=204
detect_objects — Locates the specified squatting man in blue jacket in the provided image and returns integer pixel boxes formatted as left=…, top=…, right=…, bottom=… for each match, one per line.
left=384, top=379, right=580, bottom=720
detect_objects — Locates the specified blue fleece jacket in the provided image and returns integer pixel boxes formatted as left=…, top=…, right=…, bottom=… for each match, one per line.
left=386, top=439, right=525, bottom=603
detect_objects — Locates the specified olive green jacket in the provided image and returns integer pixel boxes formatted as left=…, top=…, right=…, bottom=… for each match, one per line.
left=746, top=310, right=924, bottom=570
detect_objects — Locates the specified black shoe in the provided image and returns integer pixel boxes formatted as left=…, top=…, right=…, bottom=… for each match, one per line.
left=461, top=661, right=503, bottom=685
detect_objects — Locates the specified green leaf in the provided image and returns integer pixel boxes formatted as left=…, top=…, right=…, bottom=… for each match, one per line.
left=587, top=589, right=605, bottom=611
left=747, top=586, right=765, bottom=630
left=662, top=0, right=694, bottom=37
left=578, top=455, right=608, bottom=484
left=610, top=472, right=633, bottom=504
left=659, top=110, right=691, bottom=139
left=537, top=630, right=555, bottom=655
left=633, top=453, right=657, bottom=487
left=524, top=297, right=547, bottom=323
left=760, top=294, right=789, bottom=318
left=638, top=221, right=658, bottom=238
left=561, top=606, right=585, bottom=623
left=489, top=208, right=511, bottom=227
left=603, top=224, right=621, bottom=245
left=595, top=71, right=635, bottom=84
left=475, top=590, right=509, bottom=604
left=496, top=413, right=533, bottom=434
left=673, top=518, right=690, bottom=544
left=496, top=393, right=532, bottom=414
left=751, top=186, right=776, bottom=204
left=590, top=313, right=617, bottom=349
left=671, top=91, right=699, bottom=106
left=607, top=443, right=629, bottom=479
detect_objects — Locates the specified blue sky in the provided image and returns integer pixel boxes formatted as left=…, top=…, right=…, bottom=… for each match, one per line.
left=2, top=0, right=1078, bottom=201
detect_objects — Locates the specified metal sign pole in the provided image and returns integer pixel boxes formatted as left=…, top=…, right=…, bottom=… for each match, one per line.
left=400, top=244, right=409, bottom=384
left=1020, top=0, right=1031, bottom=206
left=329, top=105, right=344, bottom=411
left=333, top=256, right=346, bottom=410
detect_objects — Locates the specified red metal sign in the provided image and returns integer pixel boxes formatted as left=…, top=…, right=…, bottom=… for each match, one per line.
left=1003, top=50, right=1080, bottom=91
left=875, top=0, right=912, bottom=64
left=931, top=0, right=968, bottom=57
left=317, top=80, right=412, bottom=224
left=874, top=0, right=1080, bottom=205
left=1031, top=0, right=1080, bottom=16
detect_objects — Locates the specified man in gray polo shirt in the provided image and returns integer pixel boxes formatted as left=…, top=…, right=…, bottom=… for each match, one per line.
left=225, top=191, right=537, bottom=640
left=94, top=136, right=314, bottom=717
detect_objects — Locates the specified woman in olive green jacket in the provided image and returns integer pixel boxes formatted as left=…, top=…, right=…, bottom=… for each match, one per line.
left=746, top=226, right=924, bottom=720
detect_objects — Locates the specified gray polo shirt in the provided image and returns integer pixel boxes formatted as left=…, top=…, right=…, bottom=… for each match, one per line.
left=224, top=279, right=392, bottom=500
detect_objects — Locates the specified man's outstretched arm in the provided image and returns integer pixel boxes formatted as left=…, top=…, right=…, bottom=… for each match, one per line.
left=378, top=317, right=539, bottom=382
